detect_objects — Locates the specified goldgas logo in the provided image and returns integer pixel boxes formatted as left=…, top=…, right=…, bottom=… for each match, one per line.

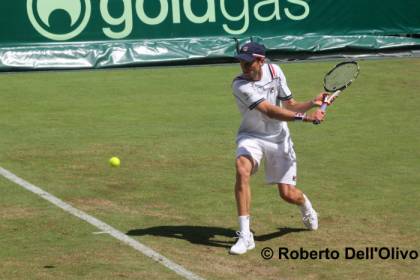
left=26, top=0, right=311, bottom=41
left=27, top=0, right=91, bottom=41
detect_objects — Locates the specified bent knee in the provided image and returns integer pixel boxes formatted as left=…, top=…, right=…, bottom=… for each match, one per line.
left=278, top=184, right=300, bottom=202
left=236, top=156, right=253, bottom=174
left=235, top=156, right=254, bottom=182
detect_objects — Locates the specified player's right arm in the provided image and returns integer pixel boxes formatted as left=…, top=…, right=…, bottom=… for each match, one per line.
left=233, top=81, right=325, bottom=123
left=256, top=100, right=325, bottom=123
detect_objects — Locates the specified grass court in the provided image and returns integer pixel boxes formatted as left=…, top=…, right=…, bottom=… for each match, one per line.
left=0, top=58, right=419, bottom=279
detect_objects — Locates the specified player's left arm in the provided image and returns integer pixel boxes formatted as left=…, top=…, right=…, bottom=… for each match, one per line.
left=274, top=65, right=329, bottom=113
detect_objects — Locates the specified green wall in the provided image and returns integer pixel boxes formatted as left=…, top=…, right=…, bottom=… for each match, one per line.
left=1, top=0, right=420, bottom=69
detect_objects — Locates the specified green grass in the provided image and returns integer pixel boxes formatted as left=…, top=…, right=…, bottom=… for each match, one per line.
left=0, top=58, right=419, bottom=280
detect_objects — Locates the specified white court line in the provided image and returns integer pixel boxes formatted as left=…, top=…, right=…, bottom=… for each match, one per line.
left=0, top=166, right=205, bottom=280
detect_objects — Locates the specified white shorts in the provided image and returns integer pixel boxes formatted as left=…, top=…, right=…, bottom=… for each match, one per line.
left=236, top=136, right=297, bottom=185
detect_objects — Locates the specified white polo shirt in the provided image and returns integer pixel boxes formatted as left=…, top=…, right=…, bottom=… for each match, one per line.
left=232, top=63, right=293, bottom=143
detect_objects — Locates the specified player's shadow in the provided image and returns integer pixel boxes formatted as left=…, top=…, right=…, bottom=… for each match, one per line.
left=126, top=226, right=307, bottom=248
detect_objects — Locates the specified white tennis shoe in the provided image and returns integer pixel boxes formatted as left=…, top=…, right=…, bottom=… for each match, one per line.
left=302, top=208, right=318, bottom=230
left=229, top=231, right=255, bottom=255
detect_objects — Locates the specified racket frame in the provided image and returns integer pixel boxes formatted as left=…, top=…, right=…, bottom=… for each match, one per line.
left=323, top=61, right=360, bottom=92
left=313, top=61, right=360, bottom=125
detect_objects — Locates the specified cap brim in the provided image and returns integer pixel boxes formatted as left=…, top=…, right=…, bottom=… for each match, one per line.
left=235, top=53, right=255, bottom=62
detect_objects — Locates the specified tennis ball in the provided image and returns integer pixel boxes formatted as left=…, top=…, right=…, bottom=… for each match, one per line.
left=109, top=157, right=120, bottom=167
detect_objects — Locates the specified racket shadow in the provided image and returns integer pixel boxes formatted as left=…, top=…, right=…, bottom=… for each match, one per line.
left=254, top=227, right=308, bottom=242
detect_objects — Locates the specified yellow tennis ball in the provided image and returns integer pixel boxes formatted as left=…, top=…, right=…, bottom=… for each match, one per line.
left=109, top=157, right=120, bottom=167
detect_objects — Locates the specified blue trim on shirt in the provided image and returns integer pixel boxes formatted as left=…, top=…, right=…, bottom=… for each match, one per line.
left=249, top=98, right=265, bottom=110
left=277, top=95, right=293, bottom=101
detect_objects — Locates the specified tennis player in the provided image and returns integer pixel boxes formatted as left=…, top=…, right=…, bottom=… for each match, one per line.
left=230, top=42, right=328, bottom=255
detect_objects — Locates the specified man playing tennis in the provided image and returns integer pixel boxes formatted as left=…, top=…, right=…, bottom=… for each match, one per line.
left=230, top=42, right=328, bottom=255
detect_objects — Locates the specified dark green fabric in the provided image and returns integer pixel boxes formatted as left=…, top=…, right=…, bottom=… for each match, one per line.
left=1, top=0, right=420, bottom=70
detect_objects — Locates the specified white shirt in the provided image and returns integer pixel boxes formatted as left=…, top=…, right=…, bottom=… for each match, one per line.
left=232, top=63, right=293, bottom=143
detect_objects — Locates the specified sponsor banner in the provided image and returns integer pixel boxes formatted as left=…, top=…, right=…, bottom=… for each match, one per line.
left=1, top=0, right=420, bottom=69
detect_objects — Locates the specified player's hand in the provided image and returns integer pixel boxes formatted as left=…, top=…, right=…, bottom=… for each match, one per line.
left=312, top=92, right=336, bottom=107
left=306, top=109, right=325, bottom=123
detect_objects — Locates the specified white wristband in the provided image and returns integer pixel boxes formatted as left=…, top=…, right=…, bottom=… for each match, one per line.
left=294, top=112, right=306, bottom=121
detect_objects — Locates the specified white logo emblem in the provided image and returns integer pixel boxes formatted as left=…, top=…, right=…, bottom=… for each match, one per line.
left=27, top=0, right=91, bottom=41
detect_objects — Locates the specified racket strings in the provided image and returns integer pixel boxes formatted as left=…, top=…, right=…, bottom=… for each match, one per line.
left=325, top=63, right=359, bottom=91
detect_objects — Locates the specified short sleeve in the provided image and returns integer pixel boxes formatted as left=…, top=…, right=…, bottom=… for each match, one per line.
left=232, top=81, right=265, bottom=110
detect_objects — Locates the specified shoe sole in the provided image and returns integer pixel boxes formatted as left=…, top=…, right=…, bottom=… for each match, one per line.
left=229, top=244, right=255, bottom=255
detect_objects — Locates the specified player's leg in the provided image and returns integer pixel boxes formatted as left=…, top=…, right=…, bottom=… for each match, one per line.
left=230, top=139, right=262, bottom=255
left=235, top=155, right=253, bottom=217
left=230, top=155, right=256, bottom=255
left=277, top=184, right=318, bottom=230
left=264, top=138, right=318, bottom=230
left=277, top=183, right=304, bottom=205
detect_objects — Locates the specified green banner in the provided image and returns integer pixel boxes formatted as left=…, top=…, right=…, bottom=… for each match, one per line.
left=1, top=0, right=420, bottom=70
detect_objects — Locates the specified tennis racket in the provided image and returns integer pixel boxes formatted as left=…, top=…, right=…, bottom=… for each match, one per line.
left=313, top=61, right=360, bottom=125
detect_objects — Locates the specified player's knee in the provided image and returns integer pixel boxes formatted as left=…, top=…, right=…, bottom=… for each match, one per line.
left=235, top=167, right=251, bottom=185
left=279, top=190, right=292, bottom=201
left=235, top=157, right=253, bottom=181
left=278, top=184, right=298, bottom=203
left=236, top=157, right=252, bottom=176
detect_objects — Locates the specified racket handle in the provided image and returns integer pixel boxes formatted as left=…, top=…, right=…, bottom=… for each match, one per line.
left=320, top=103, right=328, bottom=112
left=313, top=103, right=328, bottom=125
left=313, top=90, right=341, bottom=125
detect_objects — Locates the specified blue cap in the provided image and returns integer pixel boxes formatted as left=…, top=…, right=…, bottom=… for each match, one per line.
left=235, top=42, right=266, bottom=62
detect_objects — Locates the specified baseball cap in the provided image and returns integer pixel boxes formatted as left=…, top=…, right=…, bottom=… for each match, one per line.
left=235, top=42, right=266, bottom=62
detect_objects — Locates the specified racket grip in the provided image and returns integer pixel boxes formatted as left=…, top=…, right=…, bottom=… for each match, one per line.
left=320, top=103, right=328, bottom=112
left=313, top=102, right=328, bottom=125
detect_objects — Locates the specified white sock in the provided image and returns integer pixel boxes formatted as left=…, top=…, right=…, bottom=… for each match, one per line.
left=238, top=215, right=251, bottom=235
left=300, top=194, right=313, bottom=214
